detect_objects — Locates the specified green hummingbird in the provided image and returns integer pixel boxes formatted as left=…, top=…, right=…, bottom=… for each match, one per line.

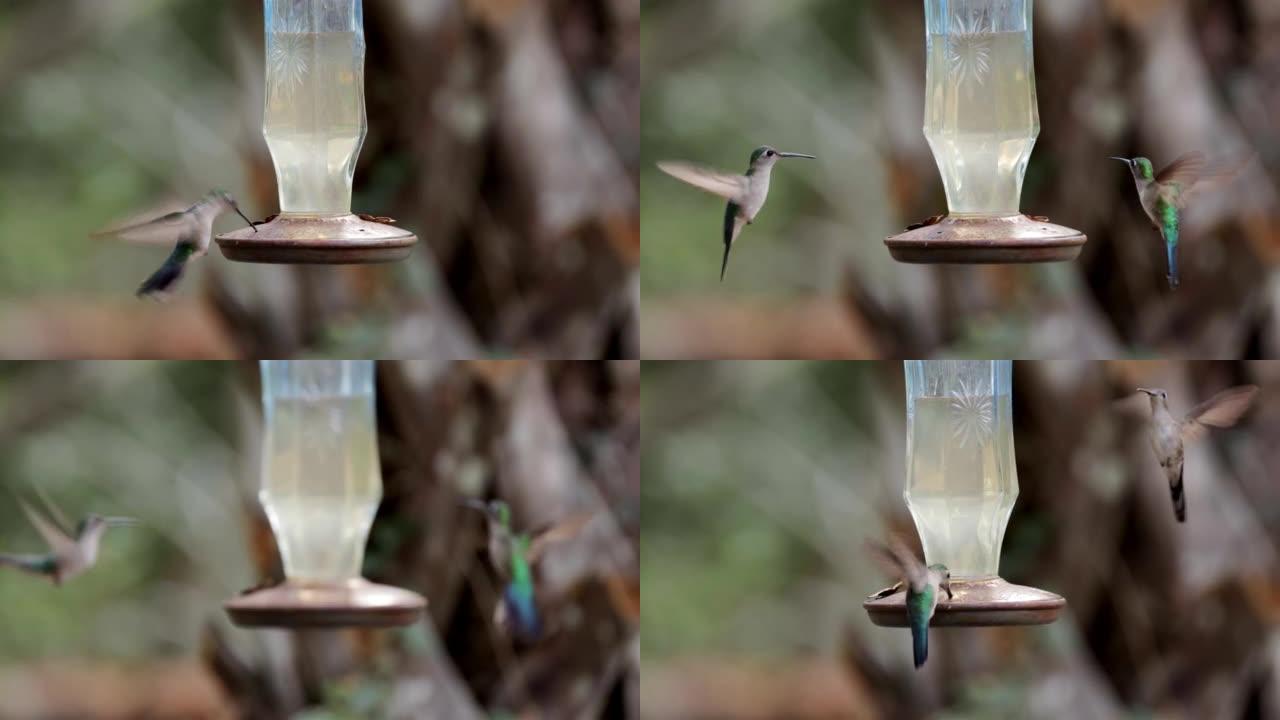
left=1135, top=385, right=1258, bottom=522
left=92, top=190, right=256, bottom=298
left=657, top=146, right=816, bottom=281
left=463, top=499, right=593, bottom=642
left=1111, top=153, right=1219, bottom=289
left=867, top=537, right=952, bottom=669
left=0, top=497, right=137, bottom=585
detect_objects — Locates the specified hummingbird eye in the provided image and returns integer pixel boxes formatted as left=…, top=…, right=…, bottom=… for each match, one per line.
left=767, top=150, right=776, bottom=157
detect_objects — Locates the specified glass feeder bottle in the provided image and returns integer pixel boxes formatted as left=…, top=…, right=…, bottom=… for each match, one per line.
left=264, top=0, right=367, bottom=216
left=259, top=359, right=380, bottom=582
left=903, top=359, right=1017, bottom=579
left=924, top=0, right=1038, bottom=218
left=216, top=0, right=416, bottom=264
left=226, top=360, right=425, bottom=628
left=884, top=0, right=1086, bottom=264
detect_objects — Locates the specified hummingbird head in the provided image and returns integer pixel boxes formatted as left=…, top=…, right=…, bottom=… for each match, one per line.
left=212, top=189, right=258, bottom=232
left=928, top=563, right=953, bottom=599
left=463, top=498, right=512, bottom=529
left=1111, top=156, right=1155, bottom=182
left=749, top=146, right=816, bottom=172
left=77, top=514, right=137, bottom=539
left=1137, top=387, right=1168, bottom=406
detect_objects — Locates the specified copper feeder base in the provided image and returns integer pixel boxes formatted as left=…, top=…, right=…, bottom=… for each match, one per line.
left=216, top=214, right=417, bottom=264
left=225, top=578, right=426, bottom=629
left=864, top=577, right=1064, bottom=627
left=884, top=214, right=1086, bottom=264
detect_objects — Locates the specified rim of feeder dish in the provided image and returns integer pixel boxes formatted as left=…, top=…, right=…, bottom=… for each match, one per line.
left=216, top=214, right=417, bottom=265
left=884, top=214, right=1086, bottom=264
left=225, top=578, right=426, bottom=628
left=863, top=576, right=1064, bottom=627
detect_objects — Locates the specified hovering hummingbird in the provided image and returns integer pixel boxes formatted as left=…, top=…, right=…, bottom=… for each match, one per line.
left=1112, top=152, right=1225, bottom=289
left=867, top=537, right=952, bottom=669
left=657, top=146, right=816, bottom=281
left=92, top=190, right=256, bottom=299
left=463, top=498, right=592, bottom=642
left=0, top=497, right=137, bottom=585
left=1135, top=385, right=1258, bottom=522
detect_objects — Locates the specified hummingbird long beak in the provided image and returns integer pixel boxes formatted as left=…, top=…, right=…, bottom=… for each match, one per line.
left=233, top=206, right=258, bottom=233
left=1136, top=388, right=1155, bottom=396
left=1110, top=157, right=1130, bottom=163
left=104, top=516, right=138, bottom=527
left=460, top=498, right=487, bottom=512
left=778, top=152, right=816, bottom=159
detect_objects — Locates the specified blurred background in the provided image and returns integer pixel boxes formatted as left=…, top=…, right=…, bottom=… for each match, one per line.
left=641, top=0, right=1280, bottom=359
left=641, top=360, right=1280, bottom=719
left=0, top=0, right=638, bottom=359
left=0, top=360, right=639, bottom=718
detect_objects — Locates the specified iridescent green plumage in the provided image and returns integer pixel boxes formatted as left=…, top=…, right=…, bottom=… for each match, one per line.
left=1113, top=152, right=1216, bottom=289
left=464, top=498, right=593, bottom=642
left=867, top=539, right=952, bottom=670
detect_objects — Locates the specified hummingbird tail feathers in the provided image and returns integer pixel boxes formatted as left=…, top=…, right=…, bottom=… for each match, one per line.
left=137, top=241, right=197, bottom=298
left=0, top=553, right=56, bottom=578
left=504, top=583, right=541, bottom=641
left=1166, top=242, right=1179, bottom=289
left=1171, top=465, right=1186, bottom=522
left=722, top=203, right=744, bottom=282
left=912, top=625, right=928, bottom=669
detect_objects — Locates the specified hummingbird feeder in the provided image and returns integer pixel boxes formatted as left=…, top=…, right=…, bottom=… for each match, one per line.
left=225, top=360, right=425, bottom=628
left=216, top=0, right=417, bottom=264
left=884, top=0, right=1086, bottom=264
left=864, top=360, right=1064, bottom=627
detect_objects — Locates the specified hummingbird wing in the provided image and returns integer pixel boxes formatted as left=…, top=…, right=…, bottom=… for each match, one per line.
left=865, top=536, right=926, bottom=590
left=31, top=484, right=73, bottom=536
left=657, top=161, right=747, bottom=201
left=1155, top=152, right=1206, bottom=189
left=18, top=500, right=77, bottom=556
left=526, top=512, right=595, bottom=565
left=91, top=203, right=198, bottom=245
left=1180, top=385, right=1259, bottom=443
left=1157, top=152, right=1252, bottom=208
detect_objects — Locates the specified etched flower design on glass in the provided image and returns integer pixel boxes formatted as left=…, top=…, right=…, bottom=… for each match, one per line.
left=946, top=11, right=993, bottom=88
left=267, top=18, right=310, bottom=103
left=950, top=375, right=994, bottom=448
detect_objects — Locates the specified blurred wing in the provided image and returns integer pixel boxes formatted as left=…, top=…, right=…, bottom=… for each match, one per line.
left=527, top=512, right=596, bottom=565
left=864, top=540, right=904, bottom=579
left=91, top=202, right=195, bottom=245
left=657, top=161, right=746, bottom=201
left=1180, top=385, right=1259, bottom=443
left=1155, top=152, right=1206, bottom=188
left=18, top=501, right=75, bottom=556
left=31, top=484, right=72, bottom=535
left=886, top=534, right=927, bottom=588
